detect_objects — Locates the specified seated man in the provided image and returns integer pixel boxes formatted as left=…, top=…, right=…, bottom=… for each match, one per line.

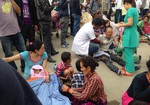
left=94, top=26, right=123, bottom=75
left=72, top=18, right=105, bottom=57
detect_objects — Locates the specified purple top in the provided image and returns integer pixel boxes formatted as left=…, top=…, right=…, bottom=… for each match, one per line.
left=0, top=0, right=20, bottom=37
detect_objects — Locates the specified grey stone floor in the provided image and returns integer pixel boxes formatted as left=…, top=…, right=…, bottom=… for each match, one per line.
left=0, top=33, right=150, bottom=105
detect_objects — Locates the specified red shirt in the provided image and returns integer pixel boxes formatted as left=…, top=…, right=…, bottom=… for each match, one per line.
left=55, top=61, right=72, bottom=76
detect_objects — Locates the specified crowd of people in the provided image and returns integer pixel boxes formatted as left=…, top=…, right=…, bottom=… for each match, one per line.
left=0, top=0, right=150, bottom=104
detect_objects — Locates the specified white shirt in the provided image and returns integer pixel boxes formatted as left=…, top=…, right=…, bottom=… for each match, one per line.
left=142, top=0, right=150, bottom=9
left=136, top=0, right=142, bottom=13
left=115, top=0, right=122, bottom=9
left=72, top=22, right=96, bottom=55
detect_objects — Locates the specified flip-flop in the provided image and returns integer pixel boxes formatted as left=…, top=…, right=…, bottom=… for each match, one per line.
left=122, top=72, right=133, bottom=76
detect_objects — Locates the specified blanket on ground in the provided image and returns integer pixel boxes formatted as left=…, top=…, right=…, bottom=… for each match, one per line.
left=28, top=74, right=71, bottom=105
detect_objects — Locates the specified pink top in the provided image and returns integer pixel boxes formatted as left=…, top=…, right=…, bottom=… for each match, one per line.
left=30, top=65, right=46, bottom=78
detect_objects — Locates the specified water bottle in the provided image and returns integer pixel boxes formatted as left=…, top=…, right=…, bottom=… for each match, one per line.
left=53, top=64, right=57, bottom=71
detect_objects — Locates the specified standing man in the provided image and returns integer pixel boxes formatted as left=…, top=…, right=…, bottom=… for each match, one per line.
left=15, top=0, right=38, bottom=46
left=0, top=0, right=26, bottom=71
left=35, top=0, right=59, bottom=63
left=70, top=0, right=82, bottom=36
left=58, top=0, right=70, bottom=48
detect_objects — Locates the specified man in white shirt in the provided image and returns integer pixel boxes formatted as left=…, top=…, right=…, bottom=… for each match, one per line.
left=72, top=18, right=104, bottom=56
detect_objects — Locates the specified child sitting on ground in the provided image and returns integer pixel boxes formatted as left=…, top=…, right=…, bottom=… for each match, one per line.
left=71, top=58, right=84, bottom=88
left=55, top=52, right=74, bottom=82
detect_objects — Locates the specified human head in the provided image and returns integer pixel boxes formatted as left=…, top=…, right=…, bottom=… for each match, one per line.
left=129, top=100, right=148, bottom=105
left=105, top=20, right=110, bottom=28
left=75, top=58, right=81, bottom=72
left=92, top=18, right=105, bottom=30
left=105, top=26, right=113, bottom=40
left=146, top=58, right=150, bottom=72
left=80, top=56, right=99, bottom=75
left=93, top=10, right=102, bottom=19
left=30, top=65, right=46, bottom=78
left=61, top=52, right=71, bottom=63
left=143, top=16, right=149, bottom=22
left=27, top=40, right=45, bottom=55
left=123, top=0, right=136, bottom=10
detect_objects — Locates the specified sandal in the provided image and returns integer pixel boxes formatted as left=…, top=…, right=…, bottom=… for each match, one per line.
left=122, top=72, right=133, bottom=76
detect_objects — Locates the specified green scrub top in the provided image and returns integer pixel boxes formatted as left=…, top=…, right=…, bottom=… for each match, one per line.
left=122, top=7, right=139, bottom=48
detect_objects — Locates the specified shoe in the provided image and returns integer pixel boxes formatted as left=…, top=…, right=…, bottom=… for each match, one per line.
left=122, top=72, right=133, bottom=76
left=47, top=57, right=56, bottom=63
left=78, top=55, right=85, bottom=58
left=135, top=66, right=141, bottom=71
left=135, top=55, right=141, bottom=64
left=117, top=70, right=121, bottom=75
left=61, top=43, right=69, bottom=48
left=51, top=51, right=59, bottom=56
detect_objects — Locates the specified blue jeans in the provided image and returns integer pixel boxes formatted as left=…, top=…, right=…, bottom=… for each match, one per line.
left=88, top=42, right=99, bottom=56
left=0, top=33, right=26, bottom=70
left=72, top=14, right=81, bottom=36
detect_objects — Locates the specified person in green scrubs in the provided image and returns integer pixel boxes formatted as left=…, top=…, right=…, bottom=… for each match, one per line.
left=116, top=0, right=139, bottom=76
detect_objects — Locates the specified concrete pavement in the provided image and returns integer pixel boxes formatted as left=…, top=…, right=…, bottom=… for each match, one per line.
left=0, top=33, right=150, bottom=105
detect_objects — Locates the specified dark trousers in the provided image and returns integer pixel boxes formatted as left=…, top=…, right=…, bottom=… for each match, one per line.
left=40, top=23, right=56, bottom=56
left=0, top=33, right=25, bottom=70
left=109, top=53, right=125, bottom=67
left=21, top=24, right=35, bottom=45
left=115, top=9, right=122, bottom=23
left=102, top=57, right=120, bottom=74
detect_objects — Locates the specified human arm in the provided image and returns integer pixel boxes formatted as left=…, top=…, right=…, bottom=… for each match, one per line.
left=131, top=76, right=150, bottom=102
left=11, top=0, right=21, bottom=14
left=62, top=77, right=100, bottom=100
left=116, top=18, right=133, bottom=28
left=42, top=54, right=50, bottom=82
left=2, top=54, right=21, bottom=62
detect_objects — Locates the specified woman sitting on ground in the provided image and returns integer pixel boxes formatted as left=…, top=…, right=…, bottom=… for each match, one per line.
left=2, top=40, right=49, bottom=82
left=62, top=56, right=107, bottom=105
left=122, top=59, right=150, bottom=105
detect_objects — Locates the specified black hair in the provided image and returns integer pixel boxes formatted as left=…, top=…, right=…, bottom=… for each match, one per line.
left=123, top=0, right=136, bottom=7
left=129, top=100, right=148, bottom=105
left=146, top=58, right=150, bottom=71
left=80, top=56, right=99, bottom=72
left=92, top=18, right=105, bottom=26
left=143, top=16, right=149, bottom=20
left=26, top=40, right=43, bottom=52
left=75, top=58, right=81, bottom=72
left=61, top=52, right=71, bottom=62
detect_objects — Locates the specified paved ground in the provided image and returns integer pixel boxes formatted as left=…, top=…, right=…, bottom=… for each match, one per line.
left=0, top=33, right=150, bottom=105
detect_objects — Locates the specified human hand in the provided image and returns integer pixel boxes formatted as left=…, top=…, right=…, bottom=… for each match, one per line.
left=99, top=40, right=103, bottom=44
left=34, top=25, right=38, bottom=31
left=61, top=85, right=69, bottom=92
left=45, top=75, right=50, bottom=83
left=116, top=24, right=121, bottom=29
left=119, top=22, right=124, bottom=24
